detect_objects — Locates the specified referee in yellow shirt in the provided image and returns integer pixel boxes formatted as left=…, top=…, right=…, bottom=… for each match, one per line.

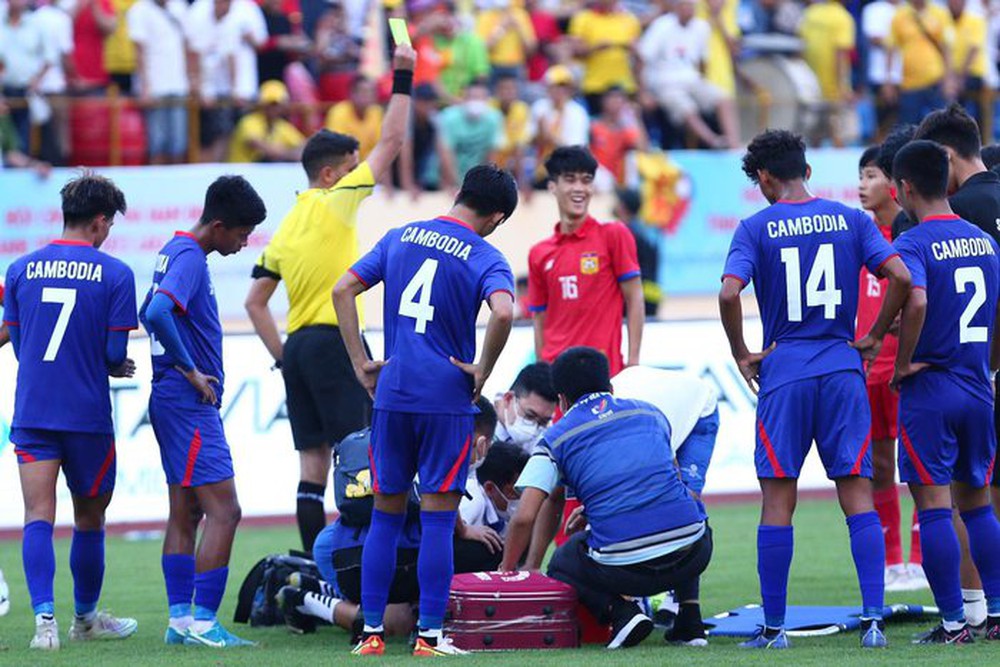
left=244, top=45, right=416, bottom=552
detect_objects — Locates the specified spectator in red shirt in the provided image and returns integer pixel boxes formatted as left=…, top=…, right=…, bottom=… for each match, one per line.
left=67, top=0, right=118, bottom=91
left=856, top=145, right=924, bottom=591
left=528, top=146, right=644, bottom=375
left=590, top=85, right=646, bottom=188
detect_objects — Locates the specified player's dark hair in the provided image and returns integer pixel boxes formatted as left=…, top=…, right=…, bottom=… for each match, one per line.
left=61, top=172, right=127, bottom=227
left=982, top=144, right=1000, bottom=171
left=913, top=103, right=981, bottom=159
left=476, top=442, right=529, bottom=487
left=200, top=175, right=267, bottom=228
left=545, top=146, right=598, bottom=180
left=741, top=129, right=807, bottom=183
left=454, top=164, right=518, bottom=222
left=552, top=346, right=612, bottom=405
left=474, top=396, right=498, bottom=440
left=510, top=362, right=557, bottom=403
left=859, top=146, right=881, bottom=172
left=892, top=140, right=950, bottom=200
left=877, top=124, right=916, bottom=177
left=302, top=129, right=360, bottom=181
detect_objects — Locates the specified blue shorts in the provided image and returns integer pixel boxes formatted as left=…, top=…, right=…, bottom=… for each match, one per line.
left=898, top=370, right=997, bottom=487
left=370, top=409, right=475, bottom=495
left=756, top=371, right=872, bottom=479
left=149, top=393, right=233, bottom=488
left=10, top=427, right=116, bottom=498
left=676, top=409, right=719, bottom=495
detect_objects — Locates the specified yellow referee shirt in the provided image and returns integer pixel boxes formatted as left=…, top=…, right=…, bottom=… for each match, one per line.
left=253, top=162, right=376, bottom=333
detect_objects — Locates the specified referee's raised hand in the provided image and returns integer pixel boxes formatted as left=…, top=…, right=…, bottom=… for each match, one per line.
left=392, top=44, right=417, bottom=73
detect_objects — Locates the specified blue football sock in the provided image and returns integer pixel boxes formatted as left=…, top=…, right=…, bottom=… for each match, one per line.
left=846, top=511, right=885, bottom=619
left=70, top=529, right=105, bottom=617
left=918, top=508, right=964, bottom=623
left=418, top=510, right=457, bottom=632
left=757, top=525, right=793, bottom=629
left=162, top=553, right=195, bottom=615
left=23, top=521, right=56, bottom=615
left=960, top=506, right=1000, bottom=615
left=193, top=567, right=229, bottom=620
left=361, top=509, right=406, bottom=630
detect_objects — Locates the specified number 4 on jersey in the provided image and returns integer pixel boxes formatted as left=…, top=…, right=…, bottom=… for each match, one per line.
left=780, top=244, right=842, bottom=321
left=400, top=258, right=439, bottom=334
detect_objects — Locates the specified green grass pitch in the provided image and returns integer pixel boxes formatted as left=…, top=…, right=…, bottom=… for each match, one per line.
left=0, top=498, right=992, bottom=665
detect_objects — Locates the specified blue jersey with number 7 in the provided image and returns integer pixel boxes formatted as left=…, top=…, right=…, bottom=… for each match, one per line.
left=894, top=215, right=1000, bottom=401
left=722, top=198, right=896, bottom=394
left=3, top=240, right=137, bottom=434
left=350, top=216, right=514, bottom=414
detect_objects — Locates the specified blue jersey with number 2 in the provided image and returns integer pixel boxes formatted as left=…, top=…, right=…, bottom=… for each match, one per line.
left=894, top=215, right=1000, bottom=401
left=723, top=198, right=896, bottom=393
left=350, top=216, right=514, bottom=414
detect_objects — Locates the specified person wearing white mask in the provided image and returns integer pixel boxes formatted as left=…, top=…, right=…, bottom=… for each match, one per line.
left=437, top=78, right=505, bottom=183
left=493, top=362, right=558, bottom=453
left=457, top=443, right=530, bottom=572
left=611, top=365, right=719, bottom=498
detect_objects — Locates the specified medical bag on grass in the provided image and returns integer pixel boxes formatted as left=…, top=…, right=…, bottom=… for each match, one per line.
left=443, top=571, right=579, bottom=651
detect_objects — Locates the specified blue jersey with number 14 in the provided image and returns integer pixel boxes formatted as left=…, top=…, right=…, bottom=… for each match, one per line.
left=723, top=198, right=896, bottom=393
left=350, top=216, right=514, bottom=414
left=894, top=215, right=1000, bottom=401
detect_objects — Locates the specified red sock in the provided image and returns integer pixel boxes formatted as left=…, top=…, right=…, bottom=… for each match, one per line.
left=909, top=506, right=922, bottom=565
left=874, top=486, right=903, bottom=566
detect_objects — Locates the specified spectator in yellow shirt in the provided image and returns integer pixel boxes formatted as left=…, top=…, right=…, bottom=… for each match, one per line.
left=948, top=0, right=987, bottom=120
left=229, top=81, right=306, bottom=163
left=104, top=0, right=137, bottom=93
left=700, top=0, right=741, bottom=97
left=325, top=76, right=384, bottom=160
left=477, top=0, right=537, bottom=84
left=493, top=73, right=534, bottom=191
left=568, top=0, right=642, bottom=113
left=799, top=0, right=855, bottom=146
left=884, top=0, right=955, bottom=125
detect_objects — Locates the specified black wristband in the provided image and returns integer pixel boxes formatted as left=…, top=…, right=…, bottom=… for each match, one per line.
left=392, top=69, right=413, bottom=96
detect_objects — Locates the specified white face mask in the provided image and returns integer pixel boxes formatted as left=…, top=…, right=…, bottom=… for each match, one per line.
left=464, top=99, right=489, bottom=118
left=506, top=416, right=544, bottom=449
left=497, top=498, right=519, bottom=523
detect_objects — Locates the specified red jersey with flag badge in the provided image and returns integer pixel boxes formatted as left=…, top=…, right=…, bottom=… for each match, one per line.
left=855, top=221, right=898, bottom=385
left=528, top=217, right=640, bottom=374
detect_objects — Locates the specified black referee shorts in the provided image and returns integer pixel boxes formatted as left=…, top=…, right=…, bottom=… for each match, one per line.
left=282, top=325, right=372, bottom=451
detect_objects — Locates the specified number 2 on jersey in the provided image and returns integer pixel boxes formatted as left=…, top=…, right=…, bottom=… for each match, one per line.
left=400, top=259, right=439, bottom=334
left=780, top=244, right=842, bottom=321
left=41, top=287, right=77, bottom=361
left=955, top=266, right=988, bottom=343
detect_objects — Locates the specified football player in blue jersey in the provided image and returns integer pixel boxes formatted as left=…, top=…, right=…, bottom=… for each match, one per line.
left=891, top=140, right=1000, bottom=644
left=333, top=164, right=517, bottom=656
left=3, top=174, right=138, bottom=650
left=140, top=176, right=267, bottom=648
left=719, top=130, right=912, bottom=649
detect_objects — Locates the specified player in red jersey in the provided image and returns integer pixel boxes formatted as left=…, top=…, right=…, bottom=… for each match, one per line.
left=528, top=146, right=644, bottom=376
left=857, top=146, right=926, bottom=592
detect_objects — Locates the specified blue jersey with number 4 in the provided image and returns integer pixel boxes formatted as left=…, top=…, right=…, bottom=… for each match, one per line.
left=350, top=216, right=514, bottom=414
left=723, top=198, right=896, bottom=393
left=139, top=231, right=225, bottom=402
left=3, top=240, right=137, bottom=433
left=894, top=215, right=1000, bottom=401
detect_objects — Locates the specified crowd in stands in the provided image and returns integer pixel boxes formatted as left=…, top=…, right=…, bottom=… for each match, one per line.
left=3, top=0, right=1000, bottom=188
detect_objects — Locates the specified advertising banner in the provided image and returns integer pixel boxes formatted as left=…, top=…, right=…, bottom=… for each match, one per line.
left=0, top=319, right=838, bottom=529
